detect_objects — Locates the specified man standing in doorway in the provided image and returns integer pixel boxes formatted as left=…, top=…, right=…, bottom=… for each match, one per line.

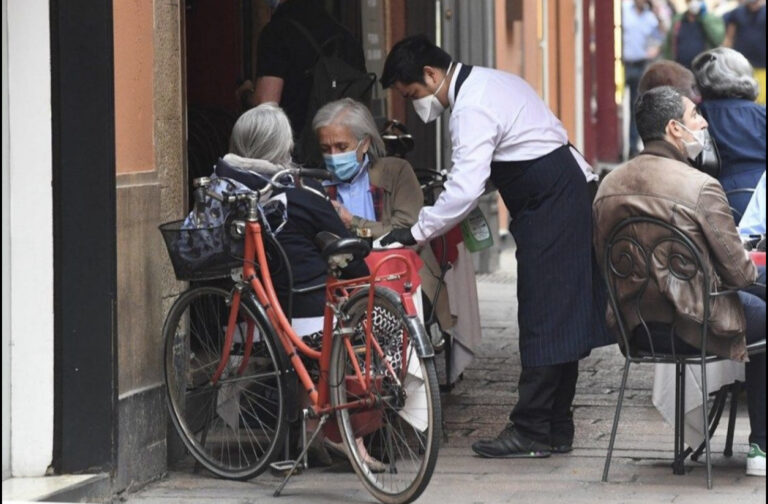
left=379, top=35, right=612, bottom=458
left=238, top=0, right=366, bottom=163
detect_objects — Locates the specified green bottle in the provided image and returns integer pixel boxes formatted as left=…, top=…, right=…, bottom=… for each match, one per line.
left=460, top=207, right=494, bottom=252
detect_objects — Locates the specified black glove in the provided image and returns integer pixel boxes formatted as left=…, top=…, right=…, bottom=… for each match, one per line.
left=380, top=227, right=416, bottom=246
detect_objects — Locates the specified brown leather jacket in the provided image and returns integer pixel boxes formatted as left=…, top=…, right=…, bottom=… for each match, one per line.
left=593, top=140, right=756, bottom=361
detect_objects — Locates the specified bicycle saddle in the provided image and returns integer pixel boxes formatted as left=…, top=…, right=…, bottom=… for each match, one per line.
left=314, top=231, right=371, bottom=264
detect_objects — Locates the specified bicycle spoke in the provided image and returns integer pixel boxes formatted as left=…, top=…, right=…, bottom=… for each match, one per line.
left=329, top=287, right=440, bottom=502
left=164, top=287, right=287, bottom=480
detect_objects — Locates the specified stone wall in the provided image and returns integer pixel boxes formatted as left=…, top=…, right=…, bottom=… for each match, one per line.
left=113, top=0, right=185, bottom=493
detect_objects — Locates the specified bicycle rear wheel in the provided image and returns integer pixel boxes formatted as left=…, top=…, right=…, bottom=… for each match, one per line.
left=329, top=287, right=441, bottom=504
left=164, top=286, right=288, bottom=480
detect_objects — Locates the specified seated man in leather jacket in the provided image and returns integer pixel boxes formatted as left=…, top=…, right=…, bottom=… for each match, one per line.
left=593, top=86, right=766, bottom=477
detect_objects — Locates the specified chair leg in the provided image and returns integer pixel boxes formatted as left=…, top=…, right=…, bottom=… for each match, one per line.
left=723, top=382, right=739, bottom=458
left=691, top=387, right=728, bottom=462
left=700, top=362, right=713, bottom=489
left=602, top=358, right=631, bottom=482
left=673, top=362, right=686, bottom=475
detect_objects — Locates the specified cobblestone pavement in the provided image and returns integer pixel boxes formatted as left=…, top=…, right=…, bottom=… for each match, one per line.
left=121, top=246, right=766, bottom=504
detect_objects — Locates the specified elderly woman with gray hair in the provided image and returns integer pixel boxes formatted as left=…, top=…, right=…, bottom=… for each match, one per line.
left=186, top=102, right=367, bottom=322
left=692, top=47, right=766, bottom=220
left=312, top=98, right=453, bottom=339
left=313, top=98, right=484, bottom=384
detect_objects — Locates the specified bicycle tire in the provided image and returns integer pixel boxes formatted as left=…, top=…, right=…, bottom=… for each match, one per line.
left=163, top=286, right=289, bottom=480
left=329, top=286, right=441, bottom=504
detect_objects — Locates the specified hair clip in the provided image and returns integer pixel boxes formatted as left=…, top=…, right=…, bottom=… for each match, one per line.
left=694, top=53, right=716, bottom=70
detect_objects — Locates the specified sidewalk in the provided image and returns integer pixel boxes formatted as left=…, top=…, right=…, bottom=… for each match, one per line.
left=120, top=245, right=765, bottom=504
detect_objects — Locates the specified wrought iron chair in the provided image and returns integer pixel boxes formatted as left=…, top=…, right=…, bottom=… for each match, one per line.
left=600, top=216, right=765, bottom=489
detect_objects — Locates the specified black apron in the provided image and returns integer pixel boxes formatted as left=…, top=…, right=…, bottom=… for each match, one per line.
left=454, top=64, right=612, bottom=367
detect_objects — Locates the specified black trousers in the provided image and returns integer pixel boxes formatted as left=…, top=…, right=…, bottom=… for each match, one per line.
left=624, top=59, right=647, bottom=157
left=509, top=361, right=579, bottom=445
left=634, top=267, right=766, bottom=451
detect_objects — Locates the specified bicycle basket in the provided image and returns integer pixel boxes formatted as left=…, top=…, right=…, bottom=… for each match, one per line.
left=159, top=219, right=243, bottom=281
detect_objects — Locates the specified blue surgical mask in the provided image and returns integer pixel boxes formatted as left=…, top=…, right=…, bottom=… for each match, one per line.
left=266, top=0, right=281, bottom=10
left=323, top=140, right=364, bottom=181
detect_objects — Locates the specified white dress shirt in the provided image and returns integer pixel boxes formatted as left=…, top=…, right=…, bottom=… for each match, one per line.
left=738, top=170, right=766, bottom=237
left=411, top=63, right=597, bottom=243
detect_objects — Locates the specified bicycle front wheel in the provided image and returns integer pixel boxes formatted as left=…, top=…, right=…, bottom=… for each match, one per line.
left=163, top=286, right=288, bottom=480
left=329, top=286, right=441, bottom=504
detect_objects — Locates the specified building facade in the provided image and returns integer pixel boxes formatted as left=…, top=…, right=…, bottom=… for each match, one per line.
left=2, top=0, right=619, bottom=498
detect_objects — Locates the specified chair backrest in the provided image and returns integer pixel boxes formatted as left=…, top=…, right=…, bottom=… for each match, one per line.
left=725, top=188, right=755, bottom=224
left=603, top=216, right=712, bottom=361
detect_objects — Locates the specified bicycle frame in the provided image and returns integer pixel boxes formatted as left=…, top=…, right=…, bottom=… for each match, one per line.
left=214, top=216, right=420, bottom=419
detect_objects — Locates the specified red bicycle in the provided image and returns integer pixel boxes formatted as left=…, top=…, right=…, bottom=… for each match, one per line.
left=160, top=167, right=441, bottom=504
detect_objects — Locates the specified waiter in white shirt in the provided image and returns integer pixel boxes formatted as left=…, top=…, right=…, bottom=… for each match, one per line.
left=380, top=35, right=612, bottom=459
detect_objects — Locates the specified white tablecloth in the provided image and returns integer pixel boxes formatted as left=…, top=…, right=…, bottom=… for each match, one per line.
left=443, top=243, right=482, bottom=383
left=652, top=360, right=745, bottom=448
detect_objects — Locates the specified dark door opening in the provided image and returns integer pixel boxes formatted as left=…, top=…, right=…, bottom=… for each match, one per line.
left=50, top=0, right=118, bottom=474
left=184, top=0, right=363, bottom=204
left=183, top=0, right=439, bottom=203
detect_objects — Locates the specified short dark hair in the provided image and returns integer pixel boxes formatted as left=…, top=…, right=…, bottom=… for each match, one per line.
left=638, top=60, right=699, bottom=101
left=634, top=86, right=685, bottom=144
left=380, top=34, right=452, bottom=88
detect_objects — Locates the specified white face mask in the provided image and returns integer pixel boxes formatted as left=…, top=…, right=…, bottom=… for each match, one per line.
left=675, top=121, right=706, bottom=160
left=688, top=1, right=702, bottom=15
left=412, top=62, right=453, bottom=124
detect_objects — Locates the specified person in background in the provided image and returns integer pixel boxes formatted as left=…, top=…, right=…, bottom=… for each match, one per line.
left=237, top=0, right=366, bottom=163
left=663, top=0, right=725, bottom=69
left=714, top=0, right=740, bottom=17
left=623, top=0, right=668, bottom=157
left=723, top=0, right=766, bottom=104
left=311, top=98, right=456, bottom=349
left=638, top=60, right=723, bottom=179
left=593, top=86, right=765, bottom=478
left=638, top=59, right=701, bottom=100
left=692, top=47, right=765, bottom=218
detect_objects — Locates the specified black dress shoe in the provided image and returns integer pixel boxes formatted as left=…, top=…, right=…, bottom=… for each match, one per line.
left=471, top=424, right=551, bottom=459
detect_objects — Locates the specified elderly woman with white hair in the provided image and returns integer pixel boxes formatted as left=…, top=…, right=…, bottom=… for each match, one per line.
left=184, top=102, right=393, bottom=470
left=692, top=47, right=766, bottom=220
left=186, top=102, right=368, bottom=322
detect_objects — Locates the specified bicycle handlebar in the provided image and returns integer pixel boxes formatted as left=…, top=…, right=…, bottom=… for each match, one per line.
left=198, top=166, right=332, bottom=205
left=297, top=168, right=333, bottom=181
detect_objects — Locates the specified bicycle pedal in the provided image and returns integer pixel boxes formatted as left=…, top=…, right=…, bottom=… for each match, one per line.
left=269, top=460, right=303, bottom=478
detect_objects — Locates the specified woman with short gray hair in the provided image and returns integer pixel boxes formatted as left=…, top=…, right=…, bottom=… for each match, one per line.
left=312, top=97, right=459, bottom=349
left=312, top=98, right=387, bottom=163
left=692, top=47, right=765, bottom=219
left=185, top=102, right=367, bottom=321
